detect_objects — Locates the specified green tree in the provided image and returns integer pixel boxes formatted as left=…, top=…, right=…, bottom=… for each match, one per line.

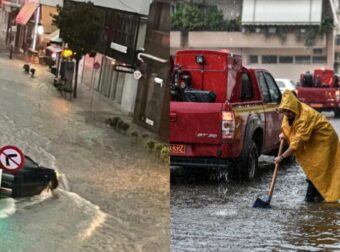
left=52, top=1, right=104, bottom=98
left=171, top=4, right=204, bottom=31
left=203, top=7, right=224, bottom=31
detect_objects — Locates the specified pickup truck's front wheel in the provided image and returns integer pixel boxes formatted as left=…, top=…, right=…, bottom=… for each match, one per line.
left=240, top=141, right=258, bottom=180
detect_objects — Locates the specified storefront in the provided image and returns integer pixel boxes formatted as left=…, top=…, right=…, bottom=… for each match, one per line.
left=0, top=0, right=21, bottom=47
left=15, top=2, right=40, bottom=52
left=76, top=1, right=147, bottom=114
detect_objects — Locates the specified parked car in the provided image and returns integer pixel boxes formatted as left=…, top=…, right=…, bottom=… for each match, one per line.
left=1, top=156, right=58, bottom=198
left=275, top=78, right=297, bottom=93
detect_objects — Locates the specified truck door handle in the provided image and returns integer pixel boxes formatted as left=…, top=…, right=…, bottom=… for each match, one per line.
left=170, top=113, right=177, bottom=122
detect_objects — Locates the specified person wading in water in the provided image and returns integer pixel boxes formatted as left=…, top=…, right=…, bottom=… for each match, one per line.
left=275, top=90, right=340, bottom=202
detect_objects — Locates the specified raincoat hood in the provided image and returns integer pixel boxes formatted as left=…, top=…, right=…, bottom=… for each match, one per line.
left=280, top=91, right=340, bottom=202
left=279, top=90, right=300, bottom=116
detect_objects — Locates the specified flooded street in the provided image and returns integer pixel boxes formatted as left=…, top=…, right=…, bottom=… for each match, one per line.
left=0, top=53, right=169, bottom=251
left=171, top=114, right=340, bottom=251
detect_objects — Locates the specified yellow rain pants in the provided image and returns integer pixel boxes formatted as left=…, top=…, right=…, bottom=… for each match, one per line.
left=279, top=90, right=340, bottom=202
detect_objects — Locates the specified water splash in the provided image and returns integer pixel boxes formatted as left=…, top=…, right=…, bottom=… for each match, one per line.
left=0, top=198, right=16, bottom=218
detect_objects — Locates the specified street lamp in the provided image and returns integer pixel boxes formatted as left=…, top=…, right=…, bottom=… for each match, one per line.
left=37, top=23, right=44, bottom=35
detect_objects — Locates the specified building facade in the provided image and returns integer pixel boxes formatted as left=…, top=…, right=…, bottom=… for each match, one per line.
left=171, top=0, right=340, bottom=82
left=77, top=0, right=152, bottom=116
left=0, top=0, right=23, bottom=49
left=133, top=0, right=170, bottom=140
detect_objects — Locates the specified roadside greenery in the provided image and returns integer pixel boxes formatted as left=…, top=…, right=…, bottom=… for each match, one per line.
left=245, top=16, right=334, bottom=47
left=171, top=3, right=240, bottom=32
left=172, top=3, right=334, bottom=47
left=105, top=116, right=169, bottom=164
left=52, top=1, right=104, bottom=98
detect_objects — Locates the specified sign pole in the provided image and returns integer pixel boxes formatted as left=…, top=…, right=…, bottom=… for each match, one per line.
left=90, top=60, right=101, bottom=115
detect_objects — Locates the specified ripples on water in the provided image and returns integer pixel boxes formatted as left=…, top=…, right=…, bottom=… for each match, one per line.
left=171, top=156, right=340, bottom=251
left=0, top=189, right=106, bottom=252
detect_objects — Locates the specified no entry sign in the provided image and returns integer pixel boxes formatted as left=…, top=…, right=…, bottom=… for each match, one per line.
left=93, top=62, right=101, bottom=70
left=0, top=145, right=25, bottom=173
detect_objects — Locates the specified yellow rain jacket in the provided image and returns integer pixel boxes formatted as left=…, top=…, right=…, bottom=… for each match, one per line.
left=279, top=90, right=340, bottom=202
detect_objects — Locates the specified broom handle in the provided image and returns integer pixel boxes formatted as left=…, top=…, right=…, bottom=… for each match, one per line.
left=267, top=139, right=285, bottom=200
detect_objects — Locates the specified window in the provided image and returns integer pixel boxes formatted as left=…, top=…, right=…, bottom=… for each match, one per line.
left=336, top=53, right=340, bottom=61
left=312, top=56, right=327, bottom=64
left=336, top=35, right=340, bottom=45
left=279, top=56, right=293, bottom=64
left=262, top=55, right=277, bottom=64
left=276, top=81, right=285, bottom=89
left=268, top=27, right=276, bottom=33
left=256, top=71, right=271, bottom=102
left=241, top=72, right=253, bottom=99
left=313, top=48, right=323, bottom=55
left=249, top=55, right=258, bottom=64
left=264, top=72, right=281, bottom=103
left=295, top=56, right=311, bottom=64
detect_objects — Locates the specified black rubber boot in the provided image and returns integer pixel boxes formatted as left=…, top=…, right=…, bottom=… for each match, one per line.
left=304, top=179, right=323, bottom=202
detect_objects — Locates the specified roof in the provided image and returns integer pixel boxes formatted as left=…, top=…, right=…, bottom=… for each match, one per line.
left=242, top=0, right=322, bottom=25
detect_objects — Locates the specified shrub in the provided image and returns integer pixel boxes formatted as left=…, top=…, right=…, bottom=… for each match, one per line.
left=145, top=140, right=155, bottom=150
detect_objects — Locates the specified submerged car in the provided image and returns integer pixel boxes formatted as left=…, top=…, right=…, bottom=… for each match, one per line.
left=275, top=78, right=297, bottom=93
left=1, top=156, right=58, bottom=198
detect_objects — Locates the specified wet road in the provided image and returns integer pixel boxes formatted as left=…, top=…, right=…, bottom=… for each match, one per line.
left=0, top=54, right=169, bottom=251
left=171, top=114, right=340, bottom=251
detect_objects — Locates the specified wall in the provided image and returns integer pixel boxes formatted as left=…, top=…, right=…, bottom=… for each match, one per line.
left=121, top=74, right=138, bottom=114
left=39, top=0, right=63, bottom=6
left=41, top=5, right=58, bottom=34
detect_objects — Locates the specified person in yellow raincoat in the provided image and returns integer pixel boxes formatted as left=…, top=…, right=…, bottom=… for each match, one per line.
left=274, top=90, right=340, bottom=203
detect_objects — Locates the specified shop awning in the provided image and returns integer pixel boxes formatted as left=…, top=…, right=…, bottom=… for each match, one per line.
left=42, top=29, right=60, bottom=42
left=16, top=3, right=39, bottom=25
left=242, top=0, right=322, bottom=25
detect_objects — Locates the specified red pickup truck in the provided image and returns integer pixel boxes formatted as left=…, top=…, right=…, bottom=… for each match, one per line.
left=296, top=68, right=340, bottom=117
left=170, top=50, right=283, bottom=180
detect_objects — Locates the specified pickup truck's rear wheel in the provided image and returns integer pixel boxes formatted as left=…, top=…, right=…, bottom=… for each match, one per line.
left=240, top=141, right=258, bottom=180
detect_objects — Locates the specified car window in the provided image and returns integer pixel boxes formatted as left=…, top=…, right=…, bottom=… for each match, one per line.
left=256, top=71, right=271, bottom=102
left=241, top=72, right=253, bottom=99
left=264, top=72, right=281, bottom=103
left=289, top=80, right=296, bottom=88
left=276, top=81, right=285, bottom=88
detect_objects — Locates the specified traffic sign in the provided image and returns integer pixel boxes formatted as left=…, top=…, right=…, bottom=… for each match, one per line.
left=93, top=62, right=101, bottom=70
left=0, top=145, right=25, bottom=173
left=133, top=70, right=142, bottom=80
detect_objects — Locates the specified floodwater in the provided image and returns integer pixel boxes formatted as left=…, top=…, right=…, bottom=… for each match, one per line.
left=0, top=54, right=169, bottom=251
left=171, top=114, right=340, bottom=251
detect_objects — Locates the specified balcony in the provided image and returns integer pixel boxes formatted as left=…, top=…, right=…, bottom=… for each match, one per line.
left=171, top=31, right=326, bottom=51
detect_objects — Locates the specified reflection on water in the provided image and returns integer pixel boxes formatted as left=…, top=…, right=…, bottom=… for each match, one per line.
left=283, top=204, right=340, bottom=251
